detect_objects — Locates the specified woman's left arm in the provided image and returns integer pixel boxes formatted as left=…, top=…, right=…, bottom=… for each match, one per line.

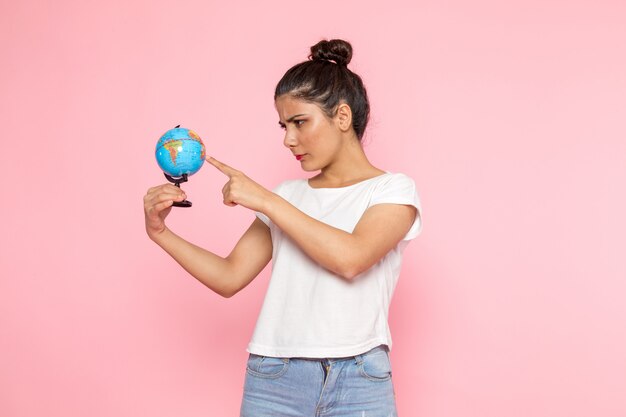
left=208, top=157, right=417, bottom=280
left=268, top=198, right=416, bottom=279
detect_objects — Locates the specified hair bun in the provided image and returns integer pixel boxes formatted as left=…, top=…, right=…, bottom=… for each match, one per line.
left=309, top=39, right=353, bottom=66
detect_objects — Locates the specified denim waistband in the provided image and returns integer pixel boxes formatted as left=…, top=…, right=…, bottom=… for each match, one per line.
left=283, top=345, right=388, bottom=364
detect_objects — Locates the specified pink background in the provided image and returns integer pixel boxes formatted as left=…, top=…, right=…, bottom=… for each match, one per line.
left=1, top=0, right=625, bottom=416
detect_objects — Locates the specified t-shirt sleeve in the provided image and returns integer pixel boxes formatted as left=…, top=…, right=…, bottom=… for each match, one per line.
left=255, top=181, right=287, bottom=226
left=255, top=210, right=270, bottom=226
left=369, top=173, right=423, bottom=240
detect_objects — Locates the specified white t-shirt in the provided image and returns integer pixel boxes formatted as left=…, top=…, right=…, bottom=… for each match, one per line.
left=250, top=172, right=422, bottom=358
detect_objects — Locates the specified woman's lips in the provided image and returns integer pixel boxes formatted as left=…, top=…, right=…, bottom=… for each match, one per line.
left=295, top=154, right=304, bottom=161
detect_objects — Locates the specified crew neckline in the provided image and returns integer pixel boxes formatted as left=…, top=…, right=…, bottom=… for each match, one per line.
left=306, top=172, right=390, bottom=190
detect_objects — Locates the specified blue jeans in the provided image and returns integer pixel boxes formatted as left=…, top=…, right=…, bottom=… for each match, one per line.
left=240, top=346, right=398, bottom=417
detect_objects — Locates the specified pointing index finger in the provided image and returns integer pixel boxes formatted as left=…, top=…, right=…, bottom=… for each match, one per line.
left=206, top=156, right=238, bottom=177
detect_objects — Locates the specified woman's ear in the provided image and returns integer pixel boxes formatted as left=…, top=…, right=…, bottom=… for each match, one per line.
left=335, top=103, right=353, bottom=132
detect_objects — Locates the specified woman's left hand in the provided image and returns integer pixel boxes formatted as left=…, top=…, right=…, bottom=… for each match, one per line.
left=207, top=157, right=274, bottom=212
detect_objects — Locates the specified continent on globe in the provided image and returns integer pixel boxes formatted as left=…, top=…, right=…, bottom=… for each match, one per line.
left=163, top=140, right=183, bottom=166
left=188, top=130, right=207, bottom=160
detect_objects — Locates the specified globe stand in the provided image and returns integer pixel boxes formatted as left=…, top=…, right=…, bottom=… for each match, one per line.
left=164, top=173, right=192, bottom=207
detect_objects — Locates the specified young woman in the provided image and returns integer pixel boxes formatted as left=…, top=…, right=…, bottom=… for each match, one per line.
left=144, top=39, right=422, bottom=417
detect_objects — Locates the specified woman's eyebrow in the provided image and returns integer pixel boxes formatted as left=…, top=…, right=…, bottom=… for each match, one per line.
left=286, top=114, right=307, bottom=122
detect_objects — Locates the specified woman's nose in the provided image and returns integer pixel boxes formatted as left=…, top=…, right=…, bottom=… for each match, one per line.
left=283, top=131, right=297, bottom=148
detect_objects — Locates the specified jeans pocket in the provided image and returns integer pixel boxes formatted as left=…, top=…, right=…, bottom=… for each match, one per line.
left=358, top=348, right=392, bottom=382
left=246, top=354, right=290, bottom=379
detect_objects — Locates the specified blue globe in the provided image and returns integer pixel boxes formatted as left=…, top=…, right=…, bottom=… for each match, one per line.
left=155, top=127, right=206, bottom=177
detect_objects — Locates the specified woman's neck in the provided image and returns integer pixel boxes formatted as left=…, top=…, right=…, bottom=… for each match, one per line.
left=310, top=139, right=385, bottom=188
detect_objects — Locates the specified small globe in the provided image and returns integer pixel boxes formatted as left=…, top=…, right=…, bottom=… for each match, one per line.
left=156, top=127, right=206, bottom=177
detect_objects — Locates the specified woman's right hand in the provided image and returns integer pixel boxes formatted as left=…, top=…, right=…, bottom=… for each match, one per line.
left=143, top=184, right=187, bottom=238
left=142, top=184, right=273, bottom=298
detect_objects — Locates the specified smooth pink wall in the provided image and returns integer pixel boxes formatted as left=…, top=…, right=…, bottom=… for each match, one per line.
left=1, top=1, right=625, bottom=416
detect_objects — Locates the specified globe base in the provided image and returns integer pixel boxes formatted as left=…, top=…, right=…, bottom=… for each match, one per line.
left=164, top=173, right=193, bottom=208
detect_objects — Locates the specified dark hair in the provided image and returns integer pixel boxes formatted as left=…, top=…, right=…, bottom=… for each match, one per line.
left=274, top=39, right=370, bottom=140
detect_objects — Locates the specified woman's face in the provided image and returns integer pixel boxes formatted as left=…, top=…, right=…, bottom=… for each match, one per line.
left=275, top=95, right=343, bottom=172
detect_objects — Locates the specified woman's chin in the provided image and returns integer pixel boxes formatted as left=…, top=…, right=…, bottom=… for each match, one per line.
left=299, top=160, right=319, bottom=172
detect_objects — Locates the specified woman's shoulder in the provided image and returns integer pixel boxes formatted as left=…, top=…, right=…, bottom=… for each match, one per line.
left=373, top=171, right=416, bottom=187
left=369, top=172, right=419, bottom=204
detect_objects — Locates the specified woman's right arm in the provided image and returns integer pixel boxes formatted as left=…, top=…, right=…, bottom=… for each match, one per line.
left=144, top=184, right=272, bottom=298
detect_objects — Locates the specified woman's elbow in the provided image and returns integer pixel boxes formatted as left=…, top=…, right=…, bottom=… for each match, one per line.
left=338, top=270, right=360, bottom=281
left=216, top=287, right=238, bottom=298
left=335, top=251, right=383, bottom=280
left=203, top=279, right=242, bottom=298
left=335, top=261, right=369, bottom=281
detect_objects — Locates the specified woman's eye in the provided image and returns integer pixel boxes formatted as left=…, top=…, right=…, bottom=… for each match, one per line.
left=278, top=123, right=286, bottom=130
left=294, top=120, right=305, bottom=127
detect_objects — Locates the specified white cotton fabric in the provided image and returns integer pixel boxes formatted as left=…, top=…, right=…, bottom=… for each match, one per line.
left=249, top=172, right=422, bottom=358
